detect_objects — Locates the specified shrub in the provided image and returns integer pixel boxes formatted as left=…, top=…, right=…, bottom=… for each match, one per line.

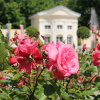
left=77, top=26, right=90, bottom=39
left=0, top=28, right=100, bottom=100
left=25, top=26, right=39, bottom=38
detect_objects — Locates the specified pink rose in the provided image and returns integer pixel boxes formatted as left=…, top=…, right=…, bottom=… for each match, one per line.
left=41, top=35, right=45, bottom=40
left=55, top=42, right=79, bottom=80
left=93, top=47, right=96, bottom=51
left=46, top=41, right=79, bottom=80
left=85, top=79, right=88, bottom=81
left=92, top=27, right=95, bottom=32
left=78, top=80, right=82, bottom=83
left=77, top=72, right=80, bottom=76
left=19, top=38, right=31, bottom=45
left=17, top=80, right=25, bottom=88
left=16, top=33, right=28, bottom=42
left=97, top=33, right=100, bottom=37
left=83, top=44, right=87, bottom=50
left=11, top=33, right=28, bottom=44
left=46, top=42, right=58, bottom=71
left=92, top=77, right=96, bottom=82
left=41, top=45, right=46, bottom=51
left=97, top=42, right=100, bottom=51
left=92, top=51, right=100, bottom=66
left=0, top=73, right=6, bottom=87
left=15, top=41, right=42, bottom=74
left=10, top=56, right=18, bottom=65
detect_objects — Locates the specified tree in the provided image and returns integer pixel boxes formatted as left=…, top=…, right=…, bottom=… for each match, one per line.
left=17, top=0, right=56, bottom=27
left=67, top=0, right=100, bottom=27
left=0, top=0, right=70, bottom=28
left=5, top=2, right=25, bottom=28
left=0, top=0, right=6, bottom=24
left=77, top=26, right=90, bottom=39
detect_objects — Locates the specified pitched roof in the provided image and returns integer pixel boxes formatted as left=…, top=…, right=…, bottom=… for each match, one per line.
left=29, top=5, right=81, bottom=19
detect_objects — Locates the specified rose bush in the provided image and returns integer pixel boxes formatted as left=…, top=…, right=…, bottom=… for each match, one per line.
left=0, top=30, right=99, bottom=100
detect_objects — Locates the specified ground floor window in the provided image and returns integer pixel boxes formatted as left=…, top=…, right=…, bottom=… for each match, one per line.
left=45, top=36, right=50, bottom=44
left=67, top=35, right=72, bottom=44
left=56, top=36, right=63, bottom=43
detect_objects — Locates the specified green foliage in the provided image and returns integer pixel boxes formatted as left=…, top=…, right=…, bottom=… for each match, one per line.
left=25, top=26, right=39, bottom=38
left=67, top=0, right=100, bottom=27
left=77, top=26, right=90, bottom=39
left=0, top=0, right=6, bottom=24
left=0, top=0, right=70, bottom=28
left=0, top=29, right=100, bottom=100
left=1, top=0, right=100, bottom=28
left=0, top=30, right=11, bottom=71
left=5, top=2, right=25, bottom=28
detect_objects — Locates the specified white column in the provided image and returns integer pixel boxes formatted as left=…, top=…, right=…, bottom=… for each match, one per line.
left=73, top=21, right=78, bottom=49
left=51, top=20, right=56, bottom=43
left=39, top=20, right=44, bottom=43
left=63, top=22, right=67, bottom=44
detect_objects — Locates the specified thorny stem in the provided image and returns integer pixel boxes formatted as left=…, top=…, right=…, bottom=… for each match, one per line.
left=28, top=74, right=32, bottom=93
left=63, top=79, right=64, bottom=86
left=29, top=67, right=45, bottom=100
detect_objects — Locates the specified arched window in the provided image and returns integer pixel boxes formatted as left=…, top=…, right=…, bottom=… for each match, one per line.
left=56, top=36, right=63, bottom=43
left=67, top=35, right=72, bottom=44
left=45, top=36, right=50, bottom=44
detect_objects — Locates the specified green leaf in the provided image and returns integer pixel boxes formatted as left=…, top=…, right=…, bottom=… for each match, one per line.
left=80, top=63, right=87, bottom=70
left=37, top=85, right=46, bottom=100
left=60, top=86, right=70, bottom=100
left=12, top=73, right=20, bottom=80
left=43, top=84, right=55, bottom=96
left=88, top=66, right=98, bottom=73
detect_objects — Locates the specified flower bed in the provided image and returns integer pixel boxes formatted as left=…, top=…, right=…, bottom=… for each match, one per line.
left=0, top=30, right=100, bottom=100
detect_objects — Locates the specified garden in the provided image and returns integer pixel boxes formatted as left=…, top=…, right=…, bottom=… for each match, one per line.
left=0, top=29, right=100, bottom=100
left=0, top=0, right=100, bottom=100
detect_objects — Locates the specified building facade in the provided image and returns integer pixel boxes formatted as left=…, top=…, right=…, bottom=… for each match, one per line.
left=29, top=5, right=81, bottom=48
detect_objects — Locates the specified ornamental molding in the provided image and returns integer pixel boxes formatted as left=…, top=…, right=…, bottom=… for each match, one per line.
left=29, top=5, right=81, bottom=20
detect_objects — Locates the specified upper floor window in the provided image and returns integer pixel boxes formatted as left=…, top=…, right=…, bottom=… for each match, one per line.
left=57, top=25, right=63, bottom=29
left=45, top=25, right=51, bottom=29
left=67, top=25, right=72, bottom=29
left=56, top=36, right=63, bottom=43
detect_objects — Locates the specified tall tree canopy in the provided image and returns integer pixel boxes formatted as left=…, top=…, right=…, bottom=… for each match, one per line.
left=0, top=0, right=69, bottom=28
left=0, top=0, right=100, bottom=28
left=67, top=0, right=100, bottom=28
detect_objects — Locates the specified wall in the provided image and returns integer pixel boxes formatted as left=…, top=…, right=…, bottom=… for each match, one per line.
left=1, top=29, right=25, bottom=39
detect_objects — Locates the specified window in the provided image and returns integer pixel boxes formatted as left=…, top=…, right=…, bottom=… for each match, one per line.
left=68, top=25, right=72, bottom=29
left=56, top=36, right=63, bottom=43
left=45, top=25, right=51, bottom=29
left=57, top=25, right=63, bottom=29
left=45, top=36, right=50, bottom=44
left=67, top=35, right=72, bottom=44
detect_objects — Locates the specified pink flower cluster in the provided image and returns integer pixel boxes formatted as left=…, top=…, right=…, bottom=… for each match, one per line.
left=46, top=41, right=79, bottom=80
left=83, top=44, right=87, bottom=50
left=10, top=33, right=79, bottom=80
left=10, top=33, right=42, bottom=74
left=92, top=42, right=100, bottom=66
left=0, top=72, right=6, bottom=87
left=15, top=41, right=42, bottom=74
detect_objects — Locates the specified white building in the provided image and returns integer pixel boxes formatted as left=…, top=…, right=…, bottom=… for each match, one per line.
left=29, top=5, right=81, bottom=48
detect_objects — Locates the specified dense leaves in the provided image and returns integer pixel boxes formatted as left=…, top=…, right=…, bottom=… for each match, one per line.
left=1, top=0, right=100, bottom=28
left=67, top=0, right=100, bottom=28
left=0, top=29, right=99, bottom=100
left=77, top=26, right=90, bottom=39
